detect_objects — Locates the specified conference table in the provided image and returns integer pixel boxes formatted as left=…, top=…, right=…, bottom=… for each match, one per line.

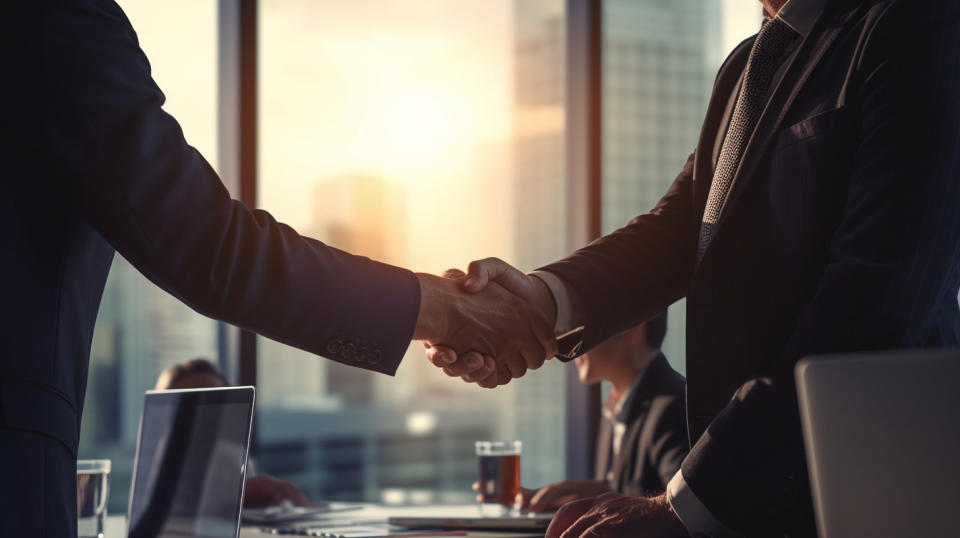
left=104, top=504, right=547, bottom=537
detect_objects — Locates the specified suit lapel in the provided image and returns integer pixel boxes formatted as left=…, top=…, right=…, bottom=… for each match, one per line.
left=702, top=6, right=858, bottom=262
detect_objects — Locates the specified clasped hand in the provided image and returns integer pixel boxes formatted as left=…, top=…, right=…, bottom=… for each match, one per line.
left=415, top=258, right=558, bottom=388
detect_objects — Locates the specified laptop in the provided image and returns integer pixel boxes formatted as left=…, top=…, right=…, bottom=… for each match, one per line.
left=126, top=387, right=256, bottom=538
left=388, top=505, right=552, bottom=532
left=796, top=350, right=960, bottom=538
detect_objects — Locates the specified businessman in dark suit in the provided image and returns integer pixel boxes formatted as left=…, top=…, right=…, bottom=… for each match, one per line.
left=513, top=313, right=687, bottom=512
left=0, top=1, right=555, bottom=535
left=431, top=0, right=960, bottom=536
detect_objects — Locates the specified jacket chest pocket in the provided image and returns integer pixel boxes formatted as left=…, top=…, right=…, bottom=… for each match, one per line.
left=766, top=106, right=854, bottom=252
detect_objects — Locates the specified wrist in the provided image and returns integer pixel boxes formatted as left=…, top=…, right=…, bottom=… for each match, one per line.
left=414, top=273, right=452, bottom=340
left=528, top=273, right=558, bottom=328
left=656, top=493, right=693, bottom=537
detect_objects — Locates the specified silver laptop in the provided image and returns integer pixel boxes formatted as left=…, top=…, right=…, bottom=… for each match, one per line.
left=126, top=387, right=256, bottom=538
left=796, top=350, right=960, bottom=538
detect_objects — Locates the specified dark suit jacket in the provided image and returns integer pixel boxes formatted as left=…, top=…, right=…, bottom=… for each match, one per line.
left=0, top=1, right=419, bottom=534
left=543, top=1, right=960, bottom=535
left=594, top=353, right=688, bottom=497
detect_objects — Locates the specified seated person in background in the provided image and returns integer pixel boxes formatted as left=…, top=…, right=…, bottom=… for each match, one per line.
left=515, top=312, right=688, bottom=512
left=155, top=358, right=311, bottom=508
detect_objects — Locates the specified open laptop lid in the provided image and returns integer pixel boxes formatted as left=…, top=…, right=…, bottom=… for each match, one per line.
left=126, top=387, right=256, bottom=538
left=796, top=350, right=960, bottom=538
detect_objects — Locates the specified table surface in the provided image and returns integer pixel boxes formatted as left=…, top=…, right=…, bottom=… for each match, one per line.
left=106, top=504, right=546, bottom=538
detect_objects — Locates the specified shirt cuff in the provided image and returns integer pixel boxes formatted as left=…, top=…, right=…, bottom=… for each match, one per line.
left=666, top=470, right=737, bottom=537
left=529, top=270, right=585, bottom=336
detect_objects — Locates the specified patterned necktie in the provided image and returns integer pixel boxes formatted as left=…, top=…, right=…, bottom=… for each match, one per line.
left=697, top=17, right=797, bottom=265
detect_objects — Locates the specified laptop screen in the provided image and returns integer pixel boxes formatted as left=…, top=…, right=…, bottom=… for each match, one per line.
left=127, top=387, right=255, bottom=538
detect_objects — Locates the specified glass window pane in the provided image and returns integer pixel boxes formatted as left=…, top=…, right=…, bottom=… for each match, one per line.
left=78, top=0, right=219, bottom=515
left=601, top=0, right=762, bottom=377
left=258, top=0, right=568, bottom=503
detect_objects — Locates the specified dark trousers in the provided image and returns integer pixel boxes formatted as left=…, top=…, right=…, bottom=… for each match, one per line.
left=0, top=428, right=76, bottom=537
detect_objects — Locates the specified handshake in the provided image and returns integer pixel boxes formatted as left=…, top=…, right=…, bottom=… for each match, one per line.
left=413, top=258, right=560, bottom=388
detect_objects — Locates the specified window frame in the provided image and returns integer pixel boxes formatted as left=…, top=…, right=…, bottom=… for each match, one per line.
left=216, top=0, right=603, bottom=478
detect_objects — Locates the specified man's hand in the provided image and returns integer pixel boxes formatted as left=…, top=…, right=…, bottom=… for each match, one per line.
left=243, top=474, right=310, bottom=507
left=414, top=268, right=557, bottom=388
left=545, top=493, right=690, bottom=538
left=461, top=258, right=557, bottom=327
left=515, top=480, right=611, bottom=513
left=423, top=258, right=559, bottom=387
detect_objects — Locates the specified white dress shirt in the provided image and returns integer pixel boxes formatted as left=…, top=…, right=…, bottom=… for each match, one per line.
left=529, top=2, right=830, bottom=534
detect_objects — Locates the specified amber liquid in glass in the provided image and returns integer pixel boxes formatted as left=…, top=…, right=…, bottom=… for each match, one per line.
left=477, top=454, right=521, bottom=506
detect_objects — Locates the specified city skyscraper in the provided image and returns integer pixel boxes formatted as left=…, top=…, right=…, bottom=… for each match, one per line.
left=81, top=256, right=219, bottom=513
left=510, top=0, right=568, bottom=488
left=510, top=0, right=723, bottom=485
left=601, top=0, right=723, bottom=373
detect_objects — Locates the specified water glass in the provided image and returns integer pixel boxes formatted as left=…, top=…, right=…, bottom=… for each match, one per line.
left=77, top=459, right=111, bottom=538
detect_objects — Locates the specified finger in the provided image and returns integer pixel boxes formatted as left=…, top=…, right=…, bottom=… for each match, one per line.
left=496, top=358, right=514, bottom=386
left=442, top=268, right=467, bottom=280
left=472, top=482, right=481, bottom=492
left=283, top=482, right=309, bottom=506
left=559, top=510, right=603, bottom=538
left=503, top=349, right=528, bottom=380
left=528, top=485, right=556, bottom=512
left=477, top=376, right=499, bottom=389
left=476, top=363, right=501, bottom=389
left=515, top=487, right=538, bottom=509
left=440, top=351, right=487, bottom=377
left=463, top=257, right=517, bottom=293
left=517, top=329, right=546, bottom=375
left=462, top=355, right=496, bottom=383
left=291, top=487, right=310, bottom=507
left=578, top=523, right=607, bottom=538
left=425, top=345, right=458, bottom=367
left=545, top=497, right=596, bottom=538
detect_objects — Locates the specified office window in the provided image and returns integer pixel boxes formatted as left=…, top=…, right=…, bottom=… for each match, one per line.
left=600, top=0, right=762, bottom=377
left=257, top=0, right=569, bottom=503
left=78, top=0, right=220, bottom=515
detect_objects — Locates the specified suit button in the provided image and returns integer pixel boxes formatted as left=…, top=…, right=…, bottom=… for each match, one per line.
left=326, top=339, right=343, bottom=355
left=341, top=342, right=357, bottom=360
left=357, top=347, right=370, bottom=362
left=369, top=349, right=381, bottom=365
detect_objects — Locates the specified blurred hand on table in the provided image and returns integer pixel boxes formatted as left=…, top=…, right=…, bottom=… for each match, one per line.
left=545, top=492, right=689, bottom=538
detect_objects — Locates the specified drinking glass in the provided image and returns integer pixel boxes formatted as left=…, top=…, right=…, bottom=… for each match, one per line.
left=475, top=440, right=521, bottom=517
left=77, top=459, right=110, bottom=538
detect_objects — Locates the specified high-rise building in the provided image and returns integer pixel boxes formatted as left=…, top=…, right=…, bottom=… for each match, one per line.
left=510, top=0, right=723, bottom=485
left=510, top=0, right=569, bottom=488
left=601, top=0, right=723, bottom=374
left=81, top=256, right=219, bottom=513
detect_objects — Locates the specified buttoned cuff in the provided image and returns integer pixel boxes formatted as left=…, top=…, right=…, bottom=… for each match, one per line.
left=667, top=470, right=738, bottom=537
left=529, top=270, right=585, bottom=336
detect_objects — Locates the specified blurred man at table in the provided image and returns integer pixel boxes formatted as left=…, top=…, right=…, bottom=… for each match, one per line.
left=155, top=359, right=309, bottom=508
left=515, top=313, right=688, bottom=512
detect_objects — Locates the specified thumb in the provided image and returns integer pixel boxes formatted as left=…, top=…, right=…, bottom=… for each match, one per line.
left=463, top=257, right=527, bottom=295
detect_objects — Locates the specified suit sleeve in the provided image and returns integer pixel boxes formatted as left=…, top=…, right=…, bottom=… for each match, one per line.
left=32, top=0, right=420, bottom=374
left=539, top=155, right=698, bottom=357
left=681, top=3, right=960, bottom=534
left=648, top=395, right=689, bottom=491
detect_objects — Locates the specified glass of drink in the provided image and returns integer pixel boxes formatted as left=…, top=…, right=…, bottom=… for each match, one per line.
left=77, top=459, right=110, bottom=538
left=476, top=440, right=521, bottom=517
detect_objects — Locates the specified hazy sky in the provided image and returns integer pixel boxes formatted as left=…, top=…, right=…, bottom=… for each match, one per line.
left=118, top=0, right=761, bottom=276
